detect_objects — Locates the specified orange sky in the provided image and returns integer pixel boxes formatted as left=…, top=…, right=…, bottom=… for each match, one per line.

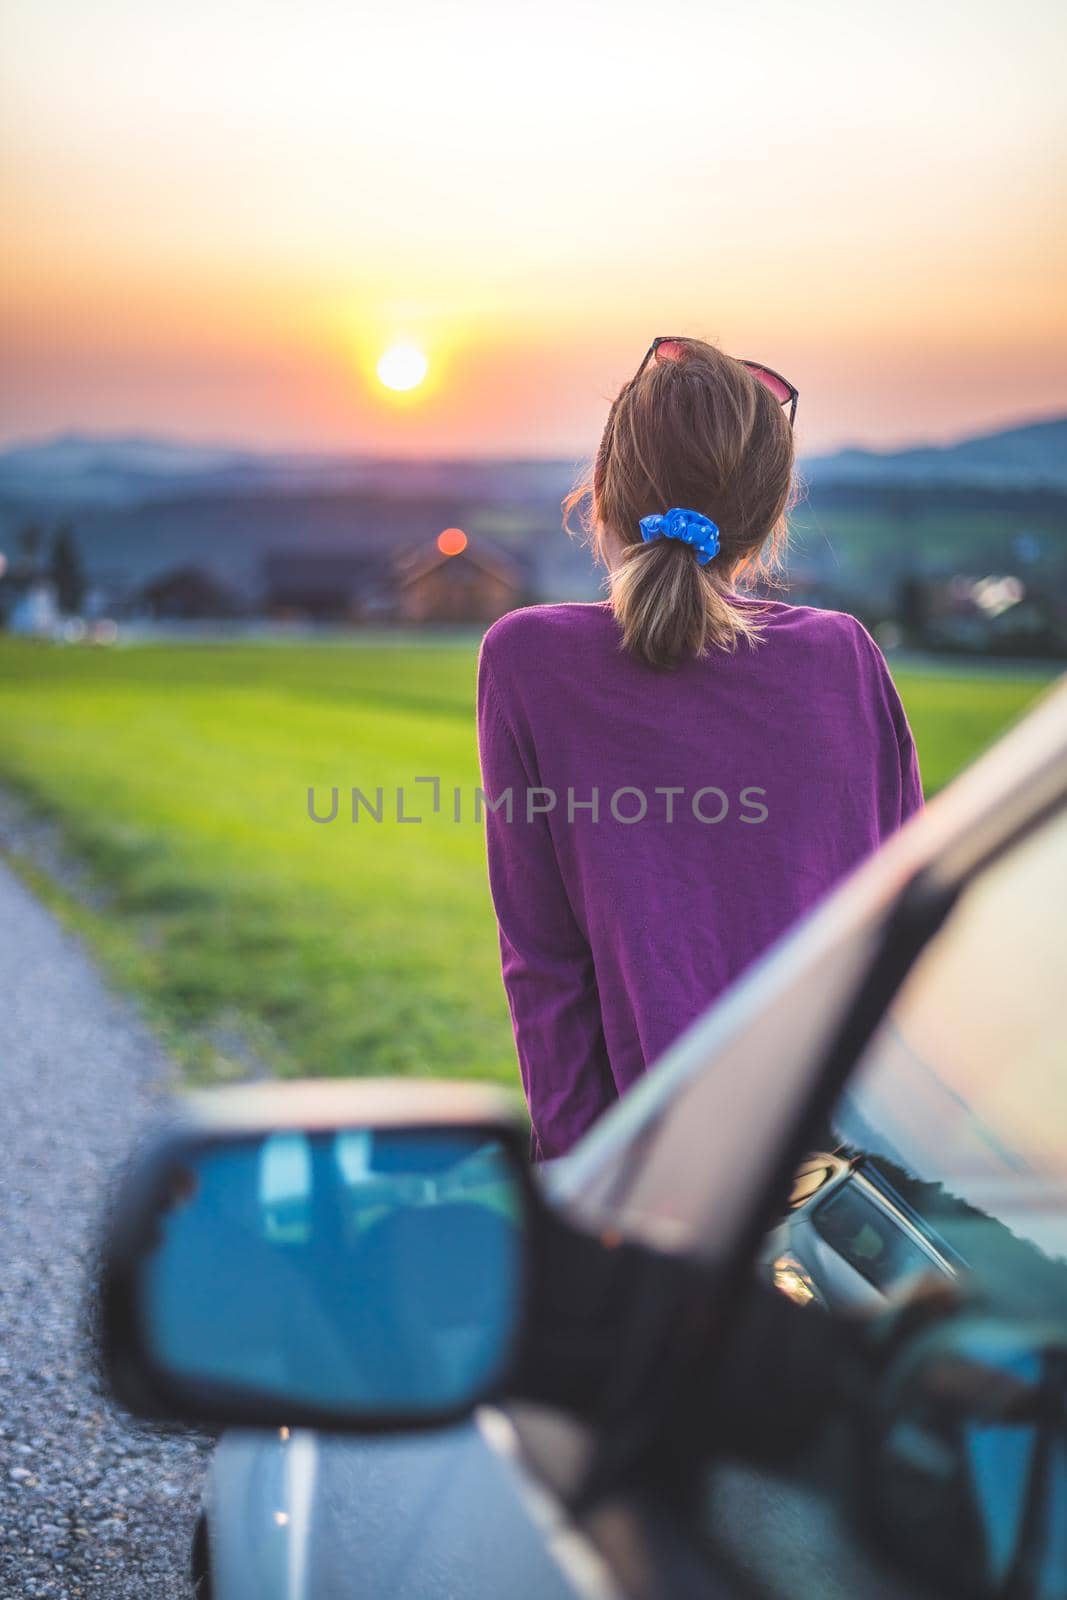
left=2, top=0, right=1065, bottom=458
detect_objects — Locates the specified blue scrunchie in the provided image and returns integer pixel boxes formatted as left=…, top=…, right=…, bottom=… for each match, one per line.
left=638, top=507, right=721, bottom=566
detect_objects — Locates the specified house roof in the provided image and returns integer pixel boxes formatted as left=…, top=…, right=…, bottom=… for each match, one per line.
left=394, top=537, right=522, bottom=590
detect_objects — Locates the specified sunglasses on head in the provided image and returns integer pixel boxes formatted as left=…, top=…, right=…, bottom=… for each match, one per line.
left=636, top=336, right=799, bottom=427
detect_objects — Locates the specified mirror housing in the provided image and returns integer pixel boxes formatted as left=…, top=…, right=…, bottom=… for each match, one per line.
left=99, top=1080, right=534, bottom=1433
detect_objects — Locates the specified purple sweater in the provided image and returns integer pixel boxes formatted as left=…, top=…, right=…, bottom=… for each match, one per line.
left=476, top=598, right=923, bottom=1161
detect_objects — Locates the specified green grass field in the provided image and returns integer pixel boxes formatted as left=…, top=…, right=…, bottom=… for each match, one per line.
left=0, top=634, right=1057, bottom=1086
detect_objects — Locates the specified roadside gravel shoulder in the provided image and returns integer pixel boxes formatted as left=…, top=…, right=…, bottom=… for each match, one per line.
left=0, top=855, right=207, bottom=1599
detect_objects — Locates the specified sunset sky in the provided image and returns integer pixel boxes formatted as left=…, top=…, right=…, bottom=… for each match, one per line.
left=2, top=0, right=1065, bottom=459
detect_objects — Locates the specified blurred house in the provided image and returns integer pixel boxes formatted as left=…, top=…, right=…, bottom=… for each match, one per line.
left=136, top=564, right=241, bottom=619
left=262, top=537, right=524, bottom=624
left=394, top=538, right=522, bottom=623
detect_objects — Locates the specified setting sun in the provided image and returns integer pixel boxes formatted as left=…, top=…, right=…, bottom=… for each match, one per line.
left=376, top=344, right=429, bottom=393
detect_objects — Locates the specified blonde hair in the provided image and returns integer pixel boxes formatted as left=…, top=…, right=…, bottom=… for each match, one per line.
left=564, top=338, right=795, bottom=670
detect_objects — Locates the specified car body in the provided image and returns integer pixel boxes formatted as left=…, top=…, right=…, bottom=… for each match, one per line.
left=762, top=1150, right=962, bottom=1313
left=104, top=674, right=1067, bottom=1600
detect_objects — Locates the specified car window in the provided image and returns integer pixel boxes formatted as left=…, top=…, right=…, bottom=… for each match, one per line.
left=821, top=802, right=1067, bottom=1320
left=809, top=1183, right=936, bottom=1296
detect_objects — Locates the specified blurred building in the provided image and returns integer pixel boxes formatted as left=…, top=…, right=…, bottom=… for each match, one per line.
left=262, top=537, right=524, bottom=625
left=394, top=539, right=522, bottom=624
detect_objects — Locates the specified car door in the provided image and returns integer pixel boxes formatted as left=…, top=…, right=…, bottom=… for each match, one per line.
left=511, top=679, right=1067, bottom=1599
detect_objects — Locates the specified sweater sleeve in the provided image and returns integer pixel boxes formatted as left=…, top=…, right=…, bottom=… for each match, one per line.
left=878, top=652, right=924, bottom=827
left=896, top=700, right=924, bottom=824
left=856, top=623, right=925, bottom=830
left=477, top=644, right=618, bottom=1161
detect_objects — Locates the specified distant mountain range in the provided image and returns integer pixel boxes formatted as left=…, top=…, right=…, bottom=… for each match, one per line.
left=802, top=414, right=1067, bottom=491
left=0, top=433, right=578, bottom=511
left=0, top=412, right=1064, bottom=511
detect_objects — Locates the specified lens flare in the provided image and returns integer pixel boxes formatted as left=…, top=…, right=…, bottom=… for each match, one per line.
left=437, top=528, right=468, bottom=556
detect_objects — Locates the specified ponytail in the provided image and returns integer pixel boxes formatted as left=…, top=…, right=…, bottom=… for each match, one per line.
left=609, top=540, right=765, bottom=670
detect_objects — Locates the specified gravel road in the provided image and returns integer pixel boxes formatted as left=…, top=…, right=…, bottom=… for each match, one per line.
left=0, top=857, right=207, bottom=1598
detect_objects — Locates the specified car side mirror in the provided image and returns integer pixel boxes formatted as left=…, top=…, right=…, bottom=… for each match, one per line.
left=99, top=1081, right=533, bottom=1431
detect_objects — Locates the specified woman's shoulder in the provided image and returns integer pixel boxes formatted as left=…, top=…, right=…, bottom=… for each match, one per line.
left=480, top=601, right=615, bottom=665
left=738, top=595, right=885, bottom=661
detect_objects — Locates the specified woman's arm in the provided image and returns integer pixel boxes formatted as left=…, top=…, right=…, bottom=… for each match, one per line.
left=477, top=645, right=618, bottom=1161
left=851, top=619, right=925, bottom=831
left=897, top=709, right=924, bottom=823
left=877, top=651, right=924, bottom=826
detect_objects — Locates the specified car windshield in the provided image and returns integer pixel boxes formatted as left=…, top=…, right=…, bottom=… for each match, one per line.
left=826, top=802, right=1067, bottom=1318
